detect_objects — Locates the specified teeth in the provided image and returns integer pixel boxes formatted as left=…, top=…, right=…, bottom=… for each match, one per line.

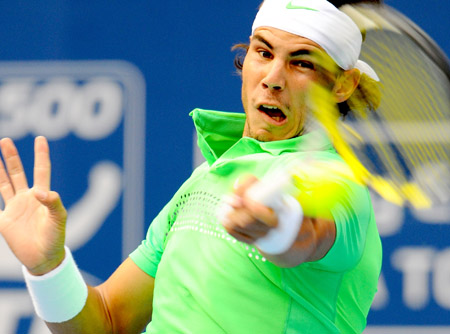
left=262, top=105, right=279, bottom=110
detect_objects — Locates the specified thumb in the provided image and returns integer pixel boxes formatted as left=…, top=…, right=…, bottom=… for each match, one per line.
left=33, top=188, right=67, bottom=223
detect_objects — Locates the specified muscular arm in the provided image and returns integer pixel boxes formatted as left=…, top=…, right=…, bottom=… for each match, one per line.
left=262, top=216, right=336, bottom=267
left=46, top=258, right=154, bottom=334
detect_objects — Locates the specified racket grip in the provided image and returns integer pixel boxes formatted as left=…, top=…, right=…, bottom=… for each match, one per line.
left=247, top=176, right=303, bottom=254
left=246, top=173, right=288, bottom=208
left=218, top=173, right=303, bottom=255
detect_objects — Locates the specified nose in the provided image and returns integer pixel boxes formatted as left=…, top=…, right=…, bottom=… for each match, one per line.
left=262, top=61, right=285, bottom=91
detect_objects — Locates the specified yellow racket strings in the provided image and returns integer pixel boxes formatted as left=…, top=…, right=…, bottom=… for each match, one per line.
left=305, top=16, right=450, bottom=208
left=359, top=28, right=450, bottom=206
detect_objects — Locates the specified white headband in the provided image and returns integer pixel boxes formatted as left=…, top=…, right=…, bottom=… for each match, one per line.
left=252, top=0, right=379, bottom=81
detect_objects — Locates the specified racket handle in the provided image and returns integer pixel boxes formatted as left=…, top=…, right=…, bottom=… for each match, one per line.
left=218, top=173, right=303, bottom=255
left=247, top=175, right=303, bottom=254
left=246, top=172, right=291, bottom=208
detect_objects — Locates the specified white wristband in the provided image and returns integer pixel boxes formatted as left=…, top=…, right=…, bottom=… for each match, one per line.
left=246, top=173, right=303, bottom=255
left=218, top=172, right=304, bottom=255
left=22, top=246, right=88, bottom=323
left=253, top=193, right=303, bottom=254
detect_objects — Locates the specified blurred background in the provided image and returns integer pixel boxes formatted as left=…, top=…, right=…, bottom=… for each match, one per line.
left=0, top=1, right=448, bottom=333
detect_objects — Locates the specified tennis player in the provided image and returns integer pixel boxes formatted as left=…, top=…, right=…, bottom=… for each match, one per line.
left=0, top=0, right=382, bottom=333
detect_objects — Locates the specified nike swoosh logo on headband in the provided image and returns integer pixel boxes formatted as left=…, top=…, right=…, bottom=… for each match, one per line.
left=286, top=1, right=319, bottom=11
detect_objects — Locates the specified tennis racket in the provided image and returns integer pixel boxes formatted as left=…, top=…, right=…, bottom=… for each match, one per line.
left=323, top=3, right=450, bottom=208
left=252, top=2, right=450, bottom=210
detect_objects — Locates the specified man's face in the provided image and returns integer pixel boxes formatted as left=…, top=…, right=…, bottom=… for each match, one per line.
left=241, top=27, right=330, bottom=142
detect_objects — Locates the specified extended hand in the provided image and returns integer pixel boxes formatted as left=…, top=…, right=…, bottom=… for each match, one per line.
left=0, top=137, right=67, bottom=276
left=221, top=176, right=279, bottom=245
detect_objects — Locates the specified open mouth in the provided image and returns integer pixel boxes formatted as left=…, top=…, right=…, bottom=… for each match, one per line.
left=258, top=104, right=286, bottom=123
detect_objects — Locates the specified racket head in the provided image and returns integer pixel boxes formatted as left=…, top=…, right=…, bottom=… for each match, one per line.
left=308, top=3, right=450, bottom=208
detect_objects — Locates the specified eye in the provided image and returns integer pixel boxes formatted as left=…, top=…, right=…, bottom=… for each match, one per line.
left=292, top=60, right=315, bottom=70
left=258, top=50, right=273, bottom=59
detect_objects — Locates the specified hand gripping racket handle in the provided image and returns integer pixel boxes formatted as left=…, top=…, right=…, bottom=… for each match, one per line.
left=246, top=173, right=303, bottom=254
left=218, top=172, right=303, bottom=255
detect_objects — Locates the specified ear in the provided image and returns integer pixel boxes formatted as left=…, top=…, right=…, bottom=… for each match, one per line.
left=332, top=68, right=361, bottom=103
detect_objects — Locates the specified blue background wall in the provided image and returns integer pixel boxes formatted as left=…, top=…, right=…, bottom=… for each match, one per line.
left=0, top=1, right=448, bottom=333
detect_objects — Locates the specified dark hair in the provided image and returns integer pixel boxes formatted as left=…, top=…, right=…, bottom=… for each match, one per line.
left=231, top=43, right=248, bottom=72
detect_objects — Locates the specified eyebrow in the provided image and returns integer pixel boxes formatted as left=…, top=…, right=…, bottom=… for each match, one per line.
left=253, top=34, right=312, bottom=58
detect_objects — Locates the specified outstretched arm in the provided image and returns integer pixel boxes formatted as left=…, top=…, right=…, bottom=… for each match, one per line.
left=0, top=137, right=154, bottom=333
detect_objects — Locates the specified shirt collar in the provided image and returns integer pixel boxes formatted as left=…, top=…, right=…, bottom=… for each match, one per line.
left=191, top=108, right=333, bottom=165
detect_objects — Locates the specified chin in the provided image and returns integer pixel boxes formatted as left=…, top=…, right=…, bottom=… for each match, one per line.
left=253, top=131, right=281, bottom=142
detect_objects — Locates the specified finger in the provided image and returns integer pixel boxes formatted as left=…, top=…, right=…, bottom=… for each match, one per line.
left=0, top=138, right=28, bottom=193
left=33, top=136, right=51, bottom=191
left=233, top=176, right=279, bottom=228
left=230, top=231, right=254, bottom=244
left=226, top=207, right=254, bottom=229
left=0, top=156, right=15, bottom=203
left=233, top=175, right=258, bottom=197
left=225, top=208, right=271, bottom=238
left=34, top=189, right=67, bottom=225
left=223, top=223, right=255, bottom=244
left=243, top=197, right=278, bottom=228
left=233, top=223, right=268, bottom=240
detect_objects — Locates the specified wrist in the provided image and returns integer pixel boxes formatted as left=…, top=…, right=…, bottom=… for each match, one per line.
left=254, top=193, right=303, bottom=255
left=23, top=246, right=88, bottom=323
left=27, top=249, right=66, bottom=276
